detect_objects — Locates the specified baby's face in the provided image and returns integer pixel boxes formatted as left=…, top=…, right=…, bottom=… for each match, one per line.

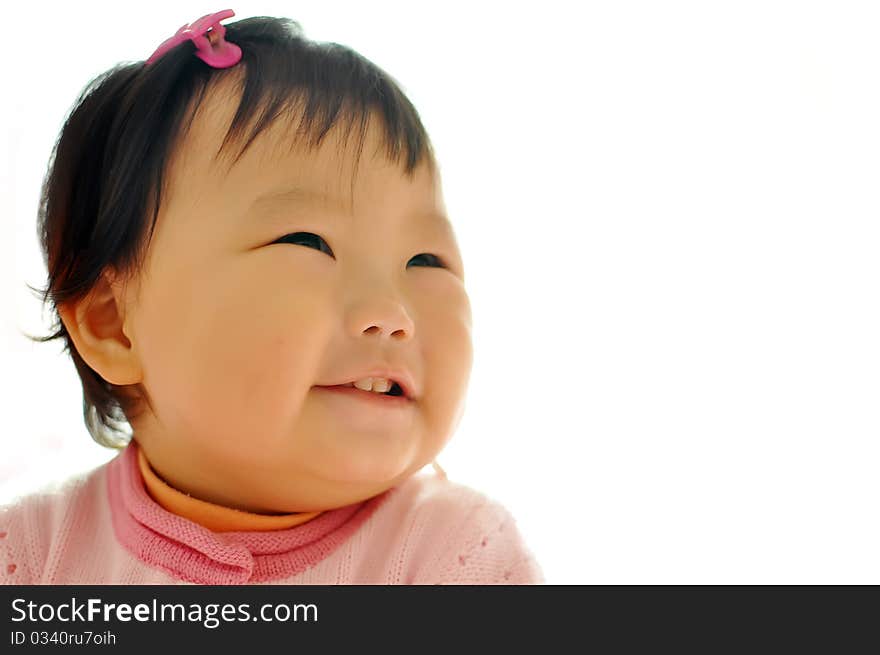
left=120, top=81, right=472, bottom=512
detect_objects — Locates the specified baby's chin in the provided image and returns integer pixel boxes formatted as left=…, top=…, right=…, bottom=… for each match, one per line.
left=277, top=419, right=428, bottom=491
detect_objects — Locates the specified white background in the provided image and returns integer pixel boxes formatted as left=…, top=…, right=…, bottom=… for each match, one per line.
left=1, top=1, right=878, bottom=584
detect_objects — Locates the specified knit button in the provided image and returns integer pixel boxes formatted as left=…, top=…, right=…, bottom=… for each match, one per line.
left=0, top=531, right=7, bottom=538
left=6, top=564, right=16, bottom=575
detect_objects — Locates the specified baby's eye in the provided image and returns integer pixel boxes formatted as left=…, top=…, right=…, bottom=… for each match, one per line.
left=407, top=253, right=446, bottom=269
left=274, top=232, right=334, bottom=257
left=273, top=233, right=445, bottom=269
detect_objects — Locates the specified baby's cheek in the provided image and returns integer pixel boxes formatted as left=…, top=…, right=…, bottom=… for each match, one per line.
left=427, top=283, right=472, bottom=358
left=421, top=314, right=472, bottom=429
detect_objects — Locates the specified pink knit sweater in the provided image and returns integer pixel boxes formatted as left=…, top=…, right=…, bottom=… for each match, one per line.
left=0, top=442, right=543, bottom=584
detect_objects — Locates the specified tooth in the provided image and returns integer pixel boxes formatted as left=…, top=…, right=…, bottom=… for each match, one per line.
left=353, top=378, right=374, bottom=392
left=352, top=377, right=392, bottom=393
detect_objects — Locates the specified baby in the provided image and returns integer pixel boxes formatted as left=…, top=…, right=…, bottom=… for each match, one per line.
left=0, top=11, right=542, bottom=584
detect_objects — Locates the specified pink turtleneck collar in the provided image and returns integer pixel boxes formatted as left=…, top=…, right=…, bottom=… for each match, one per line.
left=105, top=441, right=391, bottom=584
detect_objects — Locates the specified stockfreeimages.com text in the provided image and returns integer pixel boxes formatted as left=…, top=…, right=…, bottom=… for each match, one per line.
left=11, top=597, right=317, bottom=629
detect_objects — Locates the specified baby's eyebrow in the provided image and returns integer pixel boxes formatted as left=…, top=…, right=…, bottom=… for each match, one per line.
left=246, top=185, right=453, bottom=231
left=249, top=186, right=342, bottom=216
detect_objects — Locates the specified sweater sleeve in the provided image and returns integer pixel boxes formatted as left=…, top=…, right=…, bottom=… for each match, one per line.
left=413, top=497, right=544, bottom=585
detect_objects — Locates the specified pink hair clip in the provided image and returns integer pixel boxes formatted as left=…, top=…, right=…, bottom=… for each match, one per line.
left=145, top=9, right=242, bottom=69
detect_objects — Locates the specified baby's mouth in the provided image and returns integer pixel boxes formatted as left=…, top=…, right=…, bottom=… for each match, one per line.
left=315, top=384, right=413, bottom=406
left=336, top=381, right=406, bottom=397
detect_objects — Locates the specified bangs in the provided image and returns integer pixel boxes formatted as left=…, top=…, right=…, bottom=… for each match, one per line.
left=176, top=17, right=435, bottom=178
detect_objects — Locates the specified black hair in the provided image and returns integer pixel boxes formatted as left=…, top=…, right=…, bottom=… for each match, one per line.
left=24, top=15, right=436, bottom=449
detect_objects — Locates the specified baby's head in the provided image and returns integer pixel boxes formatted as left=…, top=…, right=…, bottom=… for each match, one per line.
left=31, top=15, right=472, bottom=512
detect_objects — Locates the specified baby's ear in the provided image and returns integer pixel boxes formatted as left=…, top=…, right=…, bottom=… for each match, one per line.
left=58, top=269, right=142, bottom=386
